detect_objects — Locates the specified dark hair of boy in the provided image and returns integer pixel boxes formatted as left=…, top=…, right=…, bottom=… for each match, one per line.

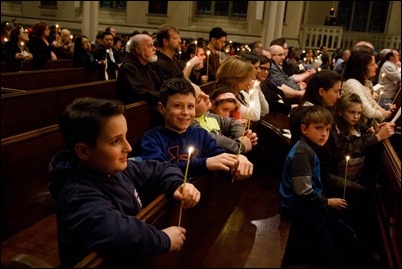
left=58, top=97, right=125, bottom=153
left=301, top=105, right=334, bottom=128
left=159, top=77, right=195, bottom=106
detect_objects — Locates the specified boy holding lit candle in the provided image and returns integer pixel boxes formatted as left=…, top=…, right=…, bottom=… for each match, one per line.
left=280, top=106, right=368, bottom=267
left=140, top=77, right=253, bottom=181
left=49, top=97, right=200, bottom=267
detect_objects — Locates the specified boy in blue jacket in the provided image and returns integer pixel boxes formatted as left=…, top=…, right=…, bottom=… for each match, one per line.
left=140, top=77, right=253, bottom=180
left=49, top=97, right=200, bottom=267
left=279, top=106, right=368, bottom=267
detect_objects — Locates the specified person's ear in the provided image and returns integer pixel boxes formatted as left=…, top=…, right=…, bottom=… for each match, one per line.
left=318, top=88, right=325, bottom=97
left=134, top=46, right=141, bottom=54
left=157, top=102, right=165, bottom=116
left=300, top=124, right=308, bottom=135
left=75, top=142, right=91, bottom=161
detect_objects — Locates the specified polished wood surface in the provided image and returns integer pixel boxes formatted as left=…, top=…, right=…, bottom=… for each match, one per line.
left=132, top=171, right=289, bottom=268
left=1, top=65, right=104, bottom=91
left=1, top=59, right=73, bottom=73
left=1, top=79, right=117, bottom=138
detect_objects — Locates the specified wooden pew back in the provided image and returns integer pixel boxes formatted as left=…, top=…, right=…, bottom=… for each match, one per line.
left=1, top=79, right=117, bottom=138
left=1, top=59, right=74, bottom=73
left=1, top=66, right=104, bottom=91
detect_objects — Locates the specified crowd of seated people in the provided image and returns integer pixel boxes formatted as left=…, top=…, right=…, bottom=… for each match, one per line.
left=2, top=17, right=400, bottom=268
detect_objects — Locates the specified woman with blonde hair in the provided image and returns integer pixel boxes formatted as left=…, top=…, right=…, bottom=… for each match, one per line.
left=215, top=55, right=268, bottom=122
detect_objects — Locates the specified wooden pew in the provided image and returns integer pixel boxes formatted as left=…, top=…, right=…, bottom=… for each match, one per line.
left=1, top=87, right=26, bottom=94
left=1, top=79, right=117, bottom=138
left=1, top=59, right=73, bottom=73
left=375, top=138, right=401, bottom=268
left=1, top=65, right=104, bottom=91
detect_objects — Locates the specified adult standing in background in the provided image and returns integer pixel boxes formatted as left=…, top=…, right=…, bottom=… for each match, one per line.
left=376, top=49, right=401, bottom=109
left=182, top=43, right=208, bottom=85
left=203, top=27, right=228, bottom=82
left=151, top=24, right=184, bottom=90
left=93, top=31, right=121, bottom=80
left=72, top=35, right=97, bottom=70
left=2, top=26, right=33, bottom=71
left=28, top=21, right=57, bottom=69
left=116, top=34, right=159, bottom=105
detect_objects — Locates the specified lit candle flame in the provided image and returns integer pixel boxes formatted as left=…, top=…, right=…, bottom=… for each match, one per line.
left=183, top=146, right=194, bottom=184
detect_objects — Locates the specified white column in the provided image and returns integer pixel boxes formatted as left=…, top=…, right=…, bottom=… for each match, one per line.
left=82, top=1, right=99, bottom=40
left=275, top=1, right=286, bottom=38
left=262, top=1, right=284, bottom=49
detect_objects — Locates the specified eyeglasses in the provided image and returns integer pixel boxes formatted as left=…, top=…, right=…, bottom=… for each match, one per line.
left=272, top=53, right=285, bottom=57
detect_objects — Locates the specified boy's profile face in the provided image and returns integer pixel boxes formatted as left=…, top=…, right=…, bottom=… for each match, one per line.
left=340, top=103, right=362, bottom=126
left=195, top=89, right=212, bottom=117
left=79, top=114, right=132, bottom=175
left=301, top=122, right=331, bottom=146
left=159, top=93, right=195, bottom=134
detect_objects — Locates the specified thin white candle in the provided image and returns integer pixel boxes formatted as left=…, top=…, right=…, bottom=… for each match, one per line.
left=206, top=50, right=210, bottom=78
left=379, top=72, right=385, bottom=84
left=104, top=49, right=109, bottom=81
left=343, top=155, right=350, bottom=199
left=391, top=86, right=401, bottom=105
left=178, top=146, right=193, bottom=227
left=183, top=146, right=194, bottom=185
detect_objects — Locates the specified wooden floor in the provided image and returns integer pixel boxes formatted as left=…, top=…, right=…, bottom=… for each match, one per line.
left=134, top=170, right=289, bottom=268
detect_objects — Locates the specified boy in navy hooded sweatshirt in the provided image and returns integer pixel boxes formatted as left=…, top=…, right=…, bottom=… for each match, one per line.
left=49, top=97, right=200, bottom=267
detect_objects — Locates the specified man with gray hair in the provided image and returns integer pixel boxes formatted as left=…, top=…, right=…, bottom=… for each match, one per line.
left=116, top=33, right=160, bottom=104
